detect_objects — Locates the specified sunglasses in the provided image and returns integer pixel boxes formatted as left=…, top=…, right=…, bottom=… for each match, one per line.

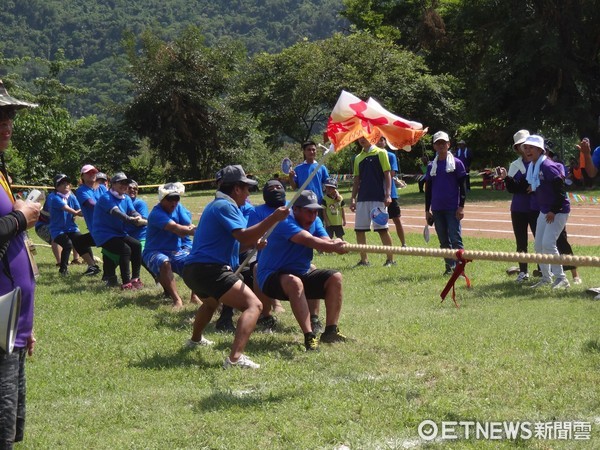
left=0, top=108, right=17, bottom=121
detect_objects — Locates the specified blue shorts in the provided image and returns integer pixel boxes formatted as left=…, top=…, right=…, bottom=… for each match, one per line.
left=143, top=249, right=189, bottom=277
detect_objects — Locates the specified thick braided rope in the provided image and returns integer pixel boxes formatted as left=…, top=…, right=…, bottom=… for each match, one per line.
left=341, top=244, right=600, bottom=268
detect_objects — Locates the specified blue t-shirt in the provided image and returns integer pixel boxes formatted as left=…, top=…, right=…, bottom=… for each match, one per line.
left=425, top=158, right=467, bottom=211
left=184, top=196, right=247, bottom=268
left=257, top=213, right=327, bottom=290
left=48, top=192, right=81, bottom=239
left=592, top=146, right=600, bottom=169
left=387, top=150, right=399, bottom=200
left=293, top=162, right=329, bottom=203
left=92, top=191, right=136, bottom=246
left=144, top=203, right=190, bottom=255
left=75, top=183, right=107, bottom=234
left=125, top=197, right=148, bottom=241
left=179, top=205, right=193, bottom=249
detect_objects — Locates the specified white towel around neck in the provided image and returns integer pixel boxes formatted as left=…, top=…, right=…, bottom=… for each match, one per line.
left=430, top=152, right=456, bottom=176
left=507, top=157, right=526, bottom=178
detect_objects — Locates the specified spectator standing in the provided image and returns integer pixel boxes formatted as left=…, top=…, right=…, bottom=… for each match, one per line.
left=350, top=136, right=394, bottom=266
left=0, top=80, right=41, bottom=449
left=288, top=141, right=330, bottom=205
left=320, top=177, right=346, bottom=239
left=455, top=140, right=472, bottom=190
left=522, top=135, right=570, bottom=289
left=425, top=131, right=467, bottom=275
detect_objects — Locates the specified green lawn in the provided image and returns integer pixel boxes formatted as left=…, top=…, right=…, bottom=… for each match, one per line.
left=22, top=178, right=600, bottom=449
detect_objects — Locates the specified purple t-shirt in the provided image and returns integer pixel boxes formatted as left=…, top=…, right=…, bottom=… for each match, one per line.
left=425, top=158, right=467, bottom=211
left=0, top=187, right=35, bottom=348
left=510, top=160, right=530, bottom=213
left=535, top=159, right=570, bottom=214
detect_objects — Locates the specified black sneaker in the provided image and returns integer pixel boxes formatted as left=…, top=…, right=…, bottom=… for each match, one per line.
left=83, top=265, right=101, bottom=276
left=320, top=327, right=347, bottom=344
left=59, top=268, right=69, bottom=276
left=256, top=315, right=277, bottom=333
left=215, top=320, right=236, bottom=334
left=310, top=316, right=323, bottom=334
left=104, top=275, right=119, bottom=287
left=304, top=333, right=319, bottom=351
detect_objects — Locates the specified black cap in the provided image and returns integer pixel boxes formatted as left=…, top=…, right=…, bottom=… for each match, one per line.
left=110, top=172, right=131, bottom=184
left=293, top=190, right=323, bottom=210
left=219, top=165, right=258, bottom=186
left=53, top=173, right=69, bottom=188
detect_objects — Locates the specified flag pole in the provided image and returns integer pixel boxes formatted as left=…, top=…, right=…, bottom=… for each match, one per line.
left=234, top=144, right=334, bottom=275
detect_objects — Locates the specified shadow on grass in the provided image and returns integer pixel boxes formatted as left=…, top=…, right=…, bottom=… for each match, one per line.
left=582, top=339, right=600, bottom=353
left=131, top=347, right=222, bottom=370
left=196, top=389, right=290, bottom=412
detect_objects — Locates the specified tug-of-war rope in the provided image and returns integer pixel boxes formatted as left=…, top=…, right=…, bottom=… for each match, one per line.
left=342, top=244, right=600, bottom=308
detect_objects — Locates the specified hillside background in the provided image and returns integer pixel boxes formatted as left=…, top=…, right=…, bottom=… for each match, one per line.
left=0, top=0, right=348, bottom=116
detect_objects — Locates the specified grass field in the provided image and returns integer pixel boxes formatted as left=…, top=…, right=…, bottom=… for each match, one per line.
left=22, top=178, right=600, bottom=449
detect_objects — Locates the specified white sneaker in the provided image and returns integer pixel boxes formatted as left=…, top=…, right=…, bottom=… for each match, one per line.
left=223, top=354, right=260, bottom=369
left=552, top=278, right=570, bottom=289
left=185, top=336, right=214, bottom=348
left=529, top=278, right=552, bottom=288
left=516, top=272, right=529, bottom=282
left=572, top=277, right=582, bottom=285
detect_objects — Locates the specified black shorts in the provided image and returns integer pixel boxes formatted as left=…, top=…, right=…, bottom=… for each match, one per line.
left=182, top=263, right=242, bottom=300
left=262, top=268, right=338, bottom=300
left=326, top=225, right=345, bottom=239
left=388, top=198, right=401, bottom=219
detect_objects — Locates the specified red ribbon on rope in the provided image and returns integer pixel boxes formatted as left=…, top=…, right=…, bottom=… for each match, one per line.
left=440, top=249, right=472, bottom=308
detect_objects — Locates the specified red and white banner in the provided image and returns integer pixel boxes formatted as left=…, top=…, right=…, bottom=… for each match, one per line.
left=326, top=90, right=427, bottom=152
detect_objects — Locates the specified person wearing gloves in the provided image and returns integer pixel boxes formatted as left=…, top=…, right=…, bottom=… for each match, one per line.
left=92, top=172, right=147, bottom=290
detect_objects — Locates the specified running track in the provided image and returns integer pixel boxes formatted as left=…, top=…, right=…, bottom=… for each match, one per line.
left=344, top=201, right=600, bottom=247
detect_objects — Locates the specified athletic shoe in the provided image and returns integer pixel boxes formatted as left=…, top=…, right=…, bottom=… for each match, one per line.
left=532, top=269, right=542, bottom=278
left=354, top=260, right=370, bottom=267
left=310, top=316, right=323, bottom=334
left=83, top=265, right=101, bottom=276
left=506, top=266, right=520, bottom=275
left=256, top=315, right=277, bottom=333
left=383, top=260, right=397, bottom=267
left=215, top=320, right=236, bottom=334
left=515, top=272, right=529, bottom=282
left=131, top=278, right=144, bottom=289
left=223, top=354, right=260, bottom=369
left=552, top=278, right=570, bottom=290
left=185, top=337, right=214, bottom=348
left=529, top=278, right=552, bottom=289
left=443, top=267, right=453, bottom=276
left=121, top=282, right=135, bottom=290
left=320, top=327, right=347, bottom=343
left=59, top=268, right=68, bottom=276
left=104, top=276, right=120, bottom=287
left=304, top=333, right=319, bottom=351
left=572, top=277, right=582, bottom=285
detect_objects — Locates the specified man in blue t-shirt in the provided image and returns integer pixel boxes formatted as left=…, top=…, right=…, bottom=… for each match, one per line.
left=182, top=165, right=289, bottom=369
left=350, top=136, right=394, bottom=266
left=288, top=140, right=329, bottom=204
left=143, top=183, right=199, bottom=309
left=425, top=131, right=467, bottom=275
left=257, top=190, right=349, bottom=351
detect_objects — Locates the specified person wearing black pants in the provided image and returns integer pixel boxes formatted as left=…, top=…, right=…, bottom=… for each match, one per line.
left=101, top=235, right=142, bottom=288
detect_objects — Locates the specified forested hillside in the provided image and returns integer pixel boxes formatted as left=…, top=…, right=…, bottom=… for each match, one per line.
left=0, top=0, right=347, bottom=115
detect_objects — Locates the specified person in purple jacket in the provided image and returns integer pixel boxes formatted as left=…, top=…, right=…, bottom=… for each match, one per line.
left=425, top=131, right=467, bottom=275
left=522, top=135, right=571, bottom=289
left=498, top=130, right=539, bottom=282
left=0, top=80, right=41, bottom=448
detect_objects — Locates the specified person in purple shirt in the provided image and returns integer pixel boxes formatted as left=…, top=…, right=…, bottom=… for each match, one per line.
left=522, top=135, right=570, bottom=289
left=498, top=130, right=539, bottom=282
left=425, top=131, right=467, bottom=275
left=0, top=80, right=41, bottom=448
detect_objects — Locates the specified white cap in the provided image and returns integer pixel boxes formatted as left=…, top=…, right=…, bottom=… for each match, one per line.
left=158, top=182, right=185, bottom=201
left=432, top=131, right=450, bottom=143
left=522, top=135, right=545, bottom=152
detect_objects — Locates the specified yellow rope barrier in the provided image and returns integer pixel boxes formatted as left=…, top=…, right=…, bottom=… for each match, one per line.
left=342, top=244, right=600, bottom=268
